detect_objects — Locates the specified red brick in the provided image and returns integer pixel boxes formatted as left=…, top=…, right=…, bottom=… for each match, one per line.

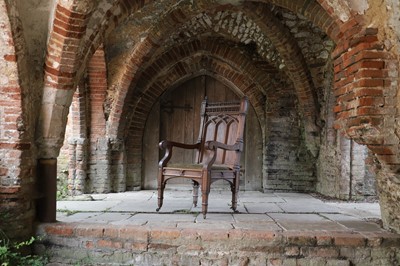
left=0, top=186, right=19, bottom=193
left=368, top=145, right=398, bottom=155
left=45, top=224, right=74, bottom=236
left=316, top=234, right=333, bottom=246
left=119, top=227, right=149, bottom=241
left=354, top=88, right=383, bottom=97
left=302, top=246, right=339, bottom=257
left=334, top=84, right=352, bottom=97
left=358, top=97, right=384, bottom=107
left=340, top=18, right=360, bottom=35
left=75, top=225, right=104, bottom=237
left=103, top=226, right=120, bottom=238
left=358, top=60, right=385, bottom=69
left=377, top=154, right=400, bottom=164
left=336, top=111, right=351, bottom=122
left=56, top=4, right=88, bottom=19
left=3, top=54, right=16, bottom=62
left=97, top=239, right=122, bottom=249
left=53, top=24, right=85, bottom=39
left=284, top=232, right=317, bottom=246
left=150, top=228, right=181, bottom=240
left=0, top=142, right=31, bottom=150
left=355, top=69, right=388, bottom=79
left=85, top=240, right=94, bottom=249
left=285, top=246, right=300, bottom=256
left=124, top=242, right=148, bottom=251
left=356, top=79, right=384, bottom=88
left=199, top=229, right=229, bottom=241
left=356, top=106, right=392, bottom=116
left=334, top=234, right=366, bottom=246
left=148, top=243, right=178, bottom=250
left=337, top=91, right=356, bottom=103
left=53, top=17, right=87, bottom=33
left=180, top=228, right=200, bottom=240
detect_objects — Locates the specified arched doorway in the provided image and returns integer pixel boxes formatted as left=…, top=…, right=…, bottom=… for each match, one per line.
left=142, top=75, right=263, bottom=191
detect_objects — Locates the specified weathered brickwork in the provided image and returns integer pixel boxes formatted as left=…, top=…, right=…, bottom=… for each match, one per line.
left=0, top=0, right=37, bottom=240
left=36, top=223, right=400, bottom=265
left=52, top=0, right=398, bottom=231
left=265, top=77, right=315, bottom=192
left=1, top=0, right=400, bottom=252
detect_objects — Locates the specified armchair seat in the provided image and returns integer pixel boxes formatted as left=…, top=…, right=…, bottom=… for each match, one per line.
left=164, top=163, right=232, bottom=170
left=157, top=97, right=248, bottom=218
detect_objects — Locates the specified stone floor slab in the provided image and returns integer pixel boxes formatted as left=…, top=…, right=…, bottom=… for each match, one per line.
left=269, top=213, right=348, bottom=231
left=277, top=201, right=340, bottom=213
left=243, top=202, right=283, bottom=213
left=233, top=213, right=273, bottom=222
left=82, top=212, right=132, bottom=224
left=57, top=212, right=103, bottom=223
left=239, top=191, right=285, bottom=203
left=57, top=200, right=121, bottom=212
left=322, top=213, right=384, bottom=232
left=326, top=202, right=382, bottom=219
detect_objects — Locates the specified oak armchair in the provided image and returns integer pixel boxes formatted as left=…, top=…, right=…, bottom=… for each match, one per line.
left=156, top=97, right=248, bottom=218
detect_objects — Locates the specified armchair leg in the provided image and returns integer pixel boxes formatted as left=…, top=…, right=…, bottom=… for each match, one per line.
left=202, top=194, right=208, bottom=219
left=231, top=185, right=238, bottom=212
left=156, top=185, right=164, bottom=212
left=192, top=181, right=199, bottom=207
left=231, top=174, right=240, bottom=212
left=157, top=171, right=165, bottom=212
left=201, top=171, right=211, bottom=219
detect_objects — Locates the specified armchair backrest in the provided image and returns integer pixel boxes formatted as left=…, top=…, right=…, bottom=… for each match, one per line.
left=196, top=97, right=248, bottom=168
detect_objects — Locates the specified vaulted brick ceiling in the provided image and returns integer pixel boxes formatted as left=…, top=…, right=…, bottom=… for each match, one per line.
left=97, top=1, right=333, bottom=145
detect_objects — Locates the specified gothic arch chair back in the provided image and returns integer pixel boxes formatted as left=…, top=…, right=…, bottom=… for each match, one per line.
left=157, top=97, right=248, bottom=218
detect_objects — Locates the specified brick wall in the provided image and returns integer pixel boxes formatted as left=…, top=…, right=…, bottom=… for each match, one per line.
left=0, top=0, right=36, bottom=240
left=58, top=2, right=379, bottom=198
left=1, top=0, right=399, bottom=241
left=264, top=78, right=315, bottom=192
left=36, top=223, right=400, bottom=265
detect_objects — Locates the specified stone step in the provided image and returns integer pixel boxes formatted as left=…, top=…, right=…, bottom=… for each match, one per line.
left=35, top=222, right=400, bottom=265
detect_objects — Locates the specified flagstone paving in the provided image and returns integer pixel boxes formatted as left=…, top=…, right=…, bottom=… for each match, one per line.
left=56, top=190, right=385, bottom=233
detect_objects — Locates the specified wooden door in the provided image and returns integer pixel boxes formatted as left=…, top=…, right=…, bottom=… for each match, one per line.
left=142, top=76, right=263, bottom=190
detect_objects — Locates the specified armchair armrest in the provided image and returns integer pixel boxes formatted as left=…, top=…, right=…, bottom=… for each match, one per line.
left=158, top=140, right=201, bottom=167
left=159, top=140, right=200, bottom=150
left=200, top=141, right=243, bottom=170
left=205, top=140, right=243, bottom=152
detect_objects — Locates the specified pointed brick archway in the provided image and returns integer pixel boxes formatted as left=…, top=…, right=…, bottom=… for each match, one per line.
left=1, top=0, right=400, bottom=242
left=43, top=0, right=400, bottom=232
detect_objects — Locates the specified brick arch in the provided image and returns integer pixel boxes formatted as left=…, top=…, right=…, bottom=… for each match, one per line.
left=264, top=0, right=400, bottom=232
left=127, top=56, right=268, bottom=142
left=37, top=0, right=350, bottom=158
left=119, top=38, right=282, bottom=140
left=122, top=40, right=298, bottom=155
left=37, top=0, right=163, bottom=158
left=106, top=3, right=319, bottom=149
left=327, top=14, right=397, bottom=171
left=124, top=56, right=274, bottom=186
left=73, top=0, right=156, bottom=80
left=261, top=1, right=398, bottom=166
left=36, top=0, right=97, bottom=158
